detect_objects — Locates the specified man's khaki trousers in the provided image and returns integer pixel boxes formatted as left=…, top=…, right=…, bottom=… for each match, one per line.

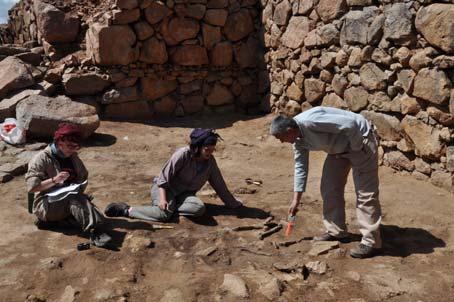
left=320, top=131, right=382, bottom=248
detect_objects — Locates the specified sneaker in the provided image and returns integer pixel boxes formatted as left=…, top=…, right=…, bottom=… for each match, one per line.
left=349, top=243, right=379, bottom=259
left=90, top=230, right=112, bottom=248
left=104, top=202, right=130, bottom=217
left=313, top=232, right=350, bottom=243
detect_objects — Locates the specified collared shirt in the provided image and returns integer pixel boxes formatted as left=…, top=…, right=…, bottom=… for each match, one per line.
left=25, top=145, right=88, bottom=210
left=293, top=106, right=370, bottom=192
left=156, top=146, right=237, bottom=206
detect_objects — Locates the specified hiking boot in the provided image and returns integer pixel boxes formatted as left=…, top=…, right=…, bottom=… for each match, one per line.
left=349, top=243, right=380, bottom=259
left=313, top=232, right=350, bottom=243
left=104, top=202, right=130, bottom=217
left=90, top=229, right=112, bottom=248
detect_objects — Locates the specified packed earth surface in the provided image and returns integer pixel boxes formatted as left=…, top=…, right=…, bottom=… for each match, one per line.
left=1, top=114, right=453, bottom=302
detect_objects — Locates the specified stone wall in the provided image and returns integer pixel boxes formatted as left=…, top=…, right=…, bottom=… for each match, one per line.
left=261, top=0, right=454, bottom=191
left=1, top=0, right=454, bottom=192
left=4, top=0, right=267, bottom=119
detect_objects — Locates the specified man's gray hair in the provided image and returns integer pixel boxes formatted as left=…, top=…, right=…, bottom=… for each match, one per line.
left=269, top=115, right=298, bottom=136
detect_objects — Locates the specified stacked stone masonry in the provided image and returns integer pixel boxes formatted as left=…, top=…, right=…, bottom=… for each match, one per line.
left=1, top=0, right=453, bottom=192
left=260, top=0, right=454, bottom=192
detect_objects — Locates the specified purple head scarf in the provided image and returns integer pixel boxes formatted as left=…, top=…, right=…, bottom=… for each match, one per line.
left=189, top=128, right=222, bottom=147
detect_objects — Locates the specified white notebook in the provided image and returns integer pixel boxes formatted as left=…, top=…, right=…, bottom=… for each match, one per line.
left=46, top=180, right=87, bottom=203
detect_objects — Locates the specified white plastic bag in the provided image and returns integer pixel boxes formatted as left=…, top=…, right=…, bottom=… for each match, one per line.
left=0, top=118, right=26, bottom=145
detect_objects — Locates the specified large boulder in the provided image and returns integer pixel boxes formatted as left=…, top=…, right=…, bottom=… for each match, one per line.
left=204, top=9, right=228, bottom=26
left=112, top=8, right=141, bottom=25
left=133, top=21, right=154, bottom=40
left=395, top=69, right=415, bottom=94
left=321, top=93, right=348, bottom=109
left=281, top=16, right=314, bottom=49
left=62, top=73, right=111, bottom=96
left=202, top=23, right=222, bottom=50
left=153, top=95, right=177, bottom=116
left=206, top=84, right=234, bottom=106
left=181, top=94, right=205, bottom=114
left=273, top=0, right=292, bottom=26
left=412, top=68, right=451, bottom=105
left=430, top=171, right=454, bottom=192
left=0, top=57, right=34, bottom=98
left=233, top=37, right=260, bottom=68
left=86, top=23, right=137, bottom=66
left=415, top=4, right=454, bottom=54
left=34, top=0, right=79, bottom=43
left=286, top=83, right=303, bottom=101
left=224, top=9, right=254, bottom=42
left=304, top=24, right=339, bottom=48
left=401, top=115, right=443, bottom=160
left=144, top=1, right=170, bottom=24
left=304, top=78, right=325, bottom=103
left=140, top=37, right=168, bottom=64
left=359, top=63, right=387, bottom=91
left=211, top=42, right=233, bottom=66
left=116, top=0, right=139, bottom=10
left=340, top=8, right=382, bottom=46
left=0, top=45, right=29, bottom=56
left=168, top=17, right=200, bottom=43
left=383, top=151, right=414, bottom=171
left=185, top=4, right=206, bottom=20
left=0, top=89, right=46, bottom=120
left=361, top=110, right=402, bottom=141
left=16, top=95, right=99, bottom=139
left=171, top=46, right=208, bottom=66
left=316, top=0, right=348, bottom=22
left=383, top=3, right=414, bottom=46
left=344, top=86, right=369, bottom=112
left=141, top=78, right=177, bottom=100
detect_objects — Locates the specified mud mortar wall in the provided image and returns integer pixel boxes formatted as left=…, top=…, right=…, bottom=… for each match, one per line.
left=6, top=0, right=266, bottom=118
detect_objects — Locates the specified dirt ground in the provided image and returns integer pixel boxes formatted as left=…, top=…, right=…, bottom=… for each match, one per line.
left=1, top=114, right=453, bottom=302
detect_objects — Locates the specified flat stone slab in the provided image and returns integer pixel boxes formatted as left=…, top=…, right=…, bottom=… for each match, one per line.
left=0, top=162, right=27, bottom=176
left=308, top=241, right=340, bottom=256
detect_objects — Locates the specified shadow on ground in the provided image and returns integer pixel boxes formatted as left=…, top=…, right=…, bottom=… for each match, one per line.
left=168, top=204, right=270, bottom=226
left=101, top=112, right=265, bottom=130
left=380, top=224, right=446, bottom=257
left=84, top=132, right=117, bottom=147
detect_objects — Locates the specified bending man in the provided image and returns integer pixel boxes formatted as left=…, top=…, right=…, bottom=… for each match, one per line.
left=270, top=106, right=382, bottom=258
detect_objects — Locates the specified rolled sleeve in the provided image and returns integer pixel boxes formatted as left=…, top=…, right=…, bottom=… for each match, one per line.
left=293, top=141, right=309, bottom=193
left=25, top=155, right=47, bottom=192
left=156, top=148, right=186, bottom=189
